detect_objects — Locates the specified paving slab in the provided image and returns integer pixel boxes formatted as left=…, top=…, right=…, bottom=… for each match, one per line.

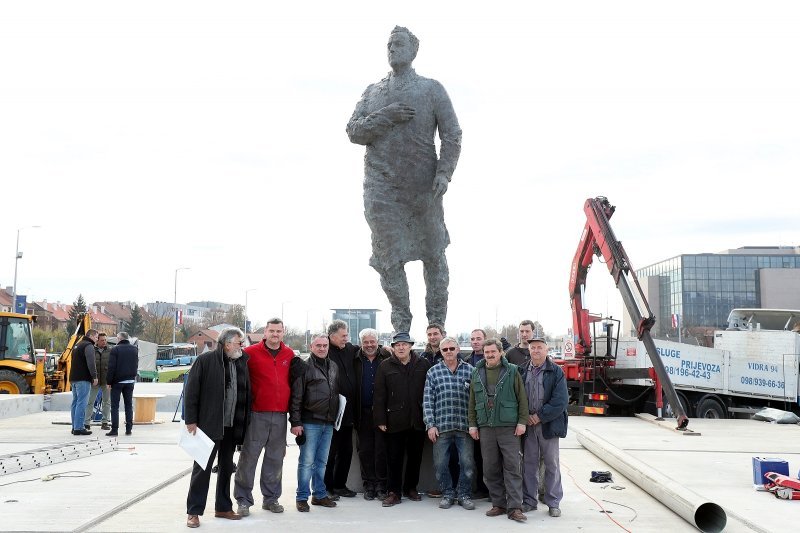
left=1, top=410, right=789, bottom=532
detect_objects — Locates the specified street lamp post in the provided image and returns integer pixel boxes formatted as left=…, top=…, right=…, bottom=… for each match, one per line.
left=173, top=267, right=190, bottom=344
left=244, top=288, right=256, bottom=334
left=12, top=225, right=41, bottom=312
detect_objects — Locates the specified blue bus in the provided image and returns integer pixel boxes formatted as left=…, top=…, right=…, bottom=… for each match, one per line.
left=156, top=343, right=198, bottom=368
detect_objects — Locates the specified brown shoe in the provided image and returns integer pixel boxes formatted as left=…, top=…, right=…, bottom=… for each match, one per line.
left=485, top=506, right=507, bottom=517
left=296, top=500, right=310, bottom=512
left=508, top=509, right=527, bottom=522
left=403, top=489, right=422, bottom=501
left=213, top=510, right=241, bottom=520
left=382, top=492, right=401, bottom=507
left=186, top=515, right=199, bottom=528
left=310, top=496, right=337, bottom=508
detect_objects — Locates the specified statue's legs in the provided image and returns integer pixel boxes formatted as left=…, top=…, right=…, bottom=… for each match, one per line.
left=374, top=262, right=412, bottom=333
left=423, top=253, right=449, bottom=327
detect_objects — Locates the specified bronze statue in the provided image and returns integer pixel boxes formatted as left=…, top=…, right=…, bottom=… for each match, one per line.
left=347, top=26, right=462, bottom=332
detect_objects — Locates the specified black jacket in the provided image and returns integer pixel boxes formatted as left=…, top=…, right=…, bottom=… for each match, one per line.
left=420, top=349, right=443, bottom=366
left=69, top=337, right=97, bottom=382
left=107, top=340, right=139, bottom=384
left=289, top=354, right=340, bottom=426
left=184, top=346, right=251, bottom=443
left=352, top=346, right=391, bottom=428
left=327, top=341, right=359, bottom=426
left=505, top=346, right=530, bottom=378
left=373, top=352, right=430, bottom=433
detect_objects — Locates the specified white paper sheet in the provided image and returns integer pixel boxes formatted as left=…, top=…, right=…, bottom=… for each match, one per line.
left=178, top=424, right=215, bottom=469
left=335, top=394, right=346, bottom=431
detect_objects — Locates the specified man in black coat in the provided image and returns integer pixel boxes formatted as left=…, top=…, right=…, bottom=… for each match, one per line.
left=105, top=331, right=138, bottom=437
left=69, top=328, right=99, bottom=435
left=373, top=332, right=431, bottom=507
left=324, top=319, right=359, bottom=498
left=184, top=327, right=251, bottom=528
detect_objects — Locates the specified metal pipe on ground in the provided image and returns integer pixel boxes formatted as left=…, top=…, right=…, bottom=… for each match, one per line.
left=576, top=429, right=726, bottom=533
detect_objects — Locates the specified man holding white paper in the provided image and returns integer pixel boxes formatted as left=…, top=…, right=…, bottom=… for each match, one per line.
left=289, top=333, right=340, bottom=512
left=183, top=327, right=251, bottom=528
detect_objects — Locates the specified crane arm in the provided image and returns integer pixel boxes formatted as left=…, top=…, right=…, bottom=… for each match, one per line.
left=569, top=196, right=688, bottom=429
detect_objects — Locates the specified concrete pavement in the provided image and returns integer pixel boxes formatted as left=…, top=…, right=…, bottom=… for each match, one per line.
left=0, top=404, right=796, bottom=532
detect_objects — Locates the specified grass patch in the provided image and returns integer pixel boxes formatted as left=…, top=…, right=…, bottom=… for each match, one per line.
left=158, top=368, right=190, bottom=383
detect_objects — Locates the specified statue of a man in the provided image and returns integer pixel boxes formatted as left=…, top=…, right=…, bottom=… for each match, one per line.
left=347, top=26, right=462, bottom=332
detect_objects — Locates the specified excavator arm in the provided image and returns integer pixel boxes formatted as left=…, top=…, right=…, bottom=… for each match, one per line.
left=569, top=196, right=689, bottom=429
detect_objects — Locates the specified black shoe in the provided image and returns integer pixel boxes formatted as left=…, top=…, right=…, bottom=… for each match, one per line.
left=84, top=425, right=91, bottom=430
left=106, top=431, right=118, bottom=437
left=376, top=489, right=388, bottom=501
left=101, top=423, right=110, bottom=430
left=74, top=429, right=92, bottom=436
left=364, top=489, right=376, bottom=500
left=125, top=430, right=132, bottom=436
left=326, top=492, right=341, bottom=501
left=333, top=487, right=357, bottom=498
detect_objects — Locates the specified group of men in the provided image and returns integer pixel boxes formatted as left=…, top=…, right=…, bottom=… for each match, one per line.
left=68, top=329, right=140, bottom=437
left=181, top=319, right=569, bottom=528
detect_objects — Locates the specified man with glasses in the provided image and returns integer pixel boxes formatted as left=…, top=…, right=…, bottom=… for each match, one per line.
left=235, top=318, right=302, bottom=516
left=423, top=337, right=475, bottom=511
left=185, top=327, right=251, bottom=528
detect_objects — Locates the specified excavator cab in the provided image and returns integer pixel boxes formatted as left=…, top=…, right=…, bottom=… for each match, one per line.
left=0, top=312, right=37, bottom=394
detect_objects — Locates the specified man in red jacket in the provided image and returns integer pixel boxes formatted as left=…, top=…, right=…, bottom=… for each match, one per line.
left=234, top=318, right=302, bottom=516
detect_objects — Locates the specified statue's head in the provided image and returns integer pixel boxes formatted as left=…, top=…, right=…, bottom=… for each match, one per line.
left=388, top=26, right=419, bottom=69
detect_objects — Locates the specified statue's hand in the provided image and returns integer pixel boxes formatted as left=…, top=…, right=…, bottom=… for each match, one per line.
left=432, top=174, right=449, bottom=197
left=382, top=102, right=415, bottom=124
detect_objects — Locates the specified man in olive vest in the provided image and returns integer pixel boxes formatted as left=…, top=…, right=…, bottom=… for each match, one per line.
left=468, top=338, right=528, bottom=523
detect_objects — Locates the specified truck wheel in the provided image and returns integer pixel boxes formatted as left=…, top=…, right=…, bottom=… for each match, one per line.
left=665, top=391, right=691, bottom=419
left=696, top=396, right=726, bottom=419
left=0, top=370, right=31, bottom=394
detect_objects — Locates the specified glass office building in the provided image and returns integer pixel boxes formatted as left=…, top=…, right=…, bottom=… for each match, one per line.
left=331, top=308, right=380, bottom=339
left=637, top=247, right=800, bottom=335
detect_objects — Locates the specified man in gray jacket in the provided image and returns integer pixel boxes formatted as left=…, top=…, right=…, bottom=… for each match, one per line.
left=84, top=332, right=111, bottom=430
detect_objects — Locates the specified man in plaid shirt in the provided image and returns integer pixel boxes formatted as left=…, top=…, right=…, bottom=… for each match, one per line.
left=423, top=336, right=476, bottom=511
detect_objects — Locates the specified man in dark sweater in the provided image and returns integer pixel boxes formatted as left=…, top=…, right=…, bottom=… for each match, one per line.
left=324, top=320, right=359, bottom=498
left=105, top=332, right=139, bottom=437
left=69, top=329, right=99, bottom=435
left=505, top=320, right=536, bottom=370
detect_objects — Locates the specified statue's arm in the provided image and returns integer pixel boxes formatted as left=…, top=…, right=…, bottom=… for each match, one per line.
left=433, top=83, right=463, bottom=182
left=346, top=89, right=394, bottom=146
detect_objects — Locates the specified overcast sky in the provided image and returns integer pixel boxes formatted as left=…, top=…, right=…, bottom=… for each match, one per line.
left=2, top=1, right=799, bottom=340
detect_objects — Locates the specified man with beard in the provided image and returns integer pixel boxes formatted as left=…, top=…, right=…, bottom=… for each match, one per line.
left=353, top=328, right=391, bottom=500
left=185, top=327, right=251, bottom=528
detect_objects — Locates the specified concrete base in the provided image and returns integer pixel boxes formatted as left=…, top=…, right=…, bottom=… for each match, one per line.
left=45, top=383, right=184, bottom=417
left=0, top=394, right=43, bottom=419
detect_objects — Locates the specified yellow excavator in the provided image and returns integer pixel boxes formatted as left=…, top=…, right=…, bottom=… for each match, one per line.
left=0, top=311, right=91, bottom=394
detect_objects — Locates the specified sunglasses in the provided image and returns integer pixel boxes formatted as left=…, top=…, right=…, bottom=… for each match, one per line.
left=441, top=346, right=458, bottom=352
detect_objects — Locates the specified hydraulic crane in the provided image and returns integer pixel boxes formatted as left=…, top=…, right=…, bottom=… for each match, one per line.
left=568, top=196, right=689, bottom=429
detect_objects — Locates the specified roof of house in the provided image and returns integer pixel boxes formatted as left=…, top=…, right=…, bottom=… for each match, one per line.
left=0, top=288, right=12, bottom=307
left=34, top=302, right=117, bottom=326
left=192, top=329, right=220, bottom=340
left=93, top=301, right=133, bottom=323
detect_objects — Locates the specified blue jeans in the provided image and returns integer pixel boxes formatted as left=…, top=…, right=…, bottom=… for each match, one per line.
left=296, top=422, right=333, bottom=501
left=70, top=381, right=91, bottom=431
left=433, top=430, right=474, bottom=498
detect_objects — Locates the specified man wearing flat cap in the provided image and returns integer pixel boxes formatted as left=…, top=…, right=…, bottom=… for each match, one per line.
left=373, top=332, right=431, bottom=507
left=522, top=332, right=568, bottom=518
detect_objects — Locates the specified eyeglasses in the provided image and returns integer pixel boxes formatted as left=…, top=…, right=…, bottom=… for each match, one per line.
left=441, top=347, right=458, bottom=352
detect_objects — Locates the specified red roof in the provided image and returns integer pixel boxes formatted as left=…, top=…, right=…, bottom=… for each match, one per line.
left=34, top=302, right=117, bottom=325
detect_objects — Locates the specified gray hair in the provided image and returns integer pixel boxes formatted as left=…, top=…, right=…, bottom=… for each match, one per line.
left=359, top=328, right=379, bottom=342
left=116, top=331, right=129, bottom=340
left=218, top=327, right=245, bottom=347
left=439, top=336, right=459, bottom=348
left=327, top=319, right=348, bottom=336
left=310, top=332, right=328, bottom=344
